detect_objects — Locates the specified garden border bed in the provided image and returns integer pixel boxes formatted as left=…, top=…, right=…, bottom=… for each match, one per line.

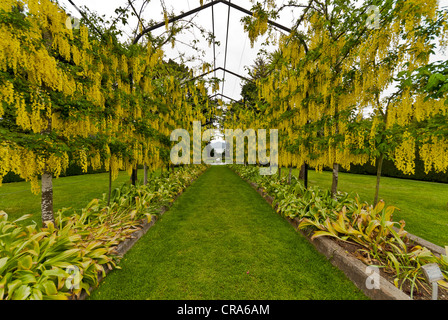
left=72, top=171, right=206, bottom=300
left=238, top=175, right=446, bottom=300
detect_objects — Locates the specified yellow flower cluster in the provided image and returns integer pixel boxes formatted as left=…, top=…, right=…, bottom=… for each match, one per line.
left=394, top=132, right=416, bottom=175
left=420, top=137, right=448, bottom=174
left=245, top=9, right=269, bottom=48
left=1, top=0, right=212, bottom=193
left=0, top=142, right=70, bottom=194
left=218, top=0, right=448, bottom=178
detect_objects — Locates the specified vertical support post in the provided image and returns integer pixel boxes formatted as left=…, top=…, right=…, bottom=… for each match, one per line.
left=304, top=163, right=308, bottom=189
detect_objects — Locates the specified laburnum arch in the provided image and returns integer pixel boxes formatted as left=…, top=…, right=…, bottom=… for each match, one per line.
left=1, top=0, right=447, bottom=226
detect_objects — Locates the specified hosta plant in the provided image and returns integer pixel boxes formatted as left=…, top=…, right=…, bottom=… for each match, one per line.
left=0, top=212, right=114, bottom=300
left=231, top=165, right=448, bottom=299
left=298, top=200, right=448, bottom=298
left=0, top=164, right=207, bottom=300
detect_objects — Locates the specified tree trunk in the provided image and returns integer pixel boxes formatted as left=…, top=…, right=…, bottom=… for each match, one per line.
left=278, top=167, right=281, bottom=179
left=331, top=163, right=339, bottom=199
left=107, top=165, right=112, bottom=206
left=288, top=167, right=292, bottom=184
left=41, top=171, right=55, bottom=227
left=374, top=154, right=384, bottom=207
left=40, top=108, right=55, bottom=227
left=143, top=164, right=148, bottom=185
left=299, top=163, right=306, bottom=180
left=299, top=162, right=308, bottom=189
left=131, top=167, right=138, bottom=185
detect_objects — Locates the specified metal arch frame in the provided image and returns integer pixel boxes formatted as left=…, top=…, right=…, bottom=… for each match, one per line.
left=68, top=0, right=311, bottom=187
left=221, top=0, right=231, bottom=97
left=209, top=93, right=238, bottom=102
left=183, top=66, right=249, bottom=84
left=133, top=0, right=292, bottom=45
left=130, top=0, right=296, bottom=101
left=184, top=67, right=247, bottom=102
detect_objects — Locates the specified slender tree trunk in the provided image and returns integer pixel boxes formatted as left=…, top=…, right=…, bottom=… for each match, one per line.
left=374, top=154, right=384, bottom=207
left=278, top=167, right=282, bottom=179
left=299, top=162, right=308, bottom=188
left=331, top=162, right=339, bottom=199
left=299, top=163, right=306, bottom=180
left=131, top=166, right=138, bottom=185
left=330, top=83, right=341, bottom=199
left=143, top=163, right=148, bottom=185
left=41, top=171, right=55, bottom=227
left=107, top=165, right=112, bottom=206
left=288, top=167, right=292, bottom=185
left=41, top=110, right=55, bottom=226
left=304, top=164, right=308, bottom=189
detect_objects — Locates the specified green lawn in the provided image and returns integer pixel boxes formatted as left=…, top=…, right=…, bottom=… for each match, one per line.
left=0, top=169, right=156, bottom=226
left=282, top=168, right=448, bottom=248
left=89, top=166, right=367, bottom=300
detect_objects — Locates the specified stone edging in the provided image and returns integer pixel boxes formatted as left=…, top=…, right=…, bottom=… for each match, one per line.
left=243, top=179, right=415, bottom=300
left=73, top=169, right=206, bottom=300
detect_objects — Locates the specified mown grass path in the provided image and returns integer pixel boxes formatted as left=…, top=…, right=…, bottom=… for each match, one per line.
left=89, top=166, right=367, bottom=300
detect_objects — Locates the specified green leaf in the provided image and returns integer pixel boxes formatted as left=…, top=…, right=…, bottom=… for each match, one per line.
left=11, top=284, right=31, bottom=300
left=7, top=279, right=22, bottom=297
left=386, top=252, right=401, bottom=275
left=310, top=230, right=341, bottom=240
left=12, top=214, right=33, bottom=224
left=42, top=268, right=69, bottom=279
left=42, top=280, right=58, bottom=296
left=43, top=248, right=80, bottom=266
left=17, top=255, right=33, bottom=270
left=43, top=292, right=68, bottom=300
left=15, top=270, right=36, bottom=285
left=425, top=73, right=446, bottom=90
left=29, top=288, right=43, bottom=300
left=0, top=211, right=8, bottom=222
left=0, top=257, right=9, bottom=272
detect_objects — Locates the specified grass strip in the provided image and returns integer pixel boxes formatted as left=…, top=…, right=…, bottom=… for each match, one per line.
left=0, top=169, right=157, bottom=226
left=89, top=166, right=367, bottom=300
